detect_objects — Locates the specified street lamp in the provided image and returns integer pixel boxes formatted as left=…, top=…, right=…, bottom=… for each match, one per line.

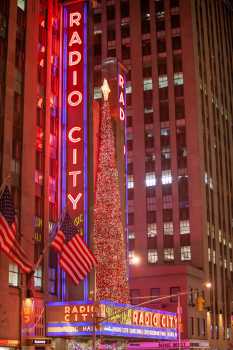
left=131, top=254, right=141, bottom=265
left=204, top=281, right=212, bottom=289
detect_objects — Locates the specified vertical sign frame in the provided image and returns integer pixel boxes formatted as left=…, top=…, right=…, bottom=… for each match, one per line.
left=61, top=0, right=89, bottom=299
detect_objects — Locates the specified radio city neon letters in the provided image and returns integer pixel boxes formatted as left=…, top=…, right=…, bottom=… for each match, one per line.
left=64, top=1, right=86, bottom=225
left=118, top=74, right=125, bottom=121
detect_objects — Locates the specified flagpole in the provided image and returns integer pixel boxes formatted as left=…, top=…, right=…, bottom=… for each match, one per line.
left=33, top=209, right=66, bottom=273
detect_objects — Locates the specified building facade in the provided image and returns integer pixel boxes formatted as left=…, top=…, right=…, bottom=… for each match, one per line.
left=0, top=0, right=233, bottom=350
left=0, top=0, right=64, bottom=345
left=92, top=0, right=233, bottom=349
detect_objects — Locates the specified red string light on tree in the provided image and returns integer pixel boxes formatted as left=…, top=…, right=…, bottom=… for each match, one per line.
left=93, top=80, right=129, bottom=304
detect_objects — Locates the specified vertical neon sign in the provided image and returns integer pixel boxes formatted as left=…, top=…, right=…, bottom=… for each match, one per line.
left=62, top=0, right=88, bottom=298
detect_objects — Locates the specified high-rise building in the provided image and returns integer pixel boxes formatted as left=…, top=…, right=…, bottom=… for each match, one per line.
left=92, top=0, right=233, bottom=348
left=0, top=0, right=233, bottom=349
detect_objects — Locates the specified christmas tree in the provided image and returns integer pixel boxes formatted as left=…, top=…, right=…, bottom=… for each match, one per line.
left=93, top=80, right=129, bottom=303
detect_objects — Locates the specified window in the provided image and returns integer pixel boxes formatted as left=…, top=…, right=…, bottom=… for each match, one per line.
left=142, top=39, right=151, bottom=56
left=156, top=19, right=165, bottom=32
left=171, top=15, right=180, bottom=28
left=155, top=0, right=165, bottom=18
left=174, top=72, right=183, bottom=85
left=49, top=267, right=56, bottom=294
left=121, top=23, right=130, bottom=38
left=34, top=266, right=43, bottom=289
left=130, top=289, right=140, bottom=304
left=145, top=131, right=154, bottom=149
left=145, top=172, right=156, bottom=187
left=128, top=231, right=135, bottom=239
left=128, top=212, right=134, bottom=225
left=127, top=115, right=133, bottom=128
left=127, top=175, right=134, bottom=189
left=161, top=170, right=172, bottom=184
left=181, top=246, right=191, bottom=261
left=141, top=17, right=150, bottom=34
left=122, top=44, right=130, bottom=60
left=147, top=210, right=156, bottom=224
left=172, top=36, right=181, bottom=50
left=170, top=0, right=179, bottom=7
left=128, top=251, right=136, bottom=265
left=144, top=112, right=153, bottom=124
left=94, top=87, right=102, bottom=100
left=128, top=188, right=134, bottom=200
left=158, top=59, right=167, bottom=75
left=94, top=12, right=101, bottom=23
left=170, top=287, right=180, bottom=302
left=144, top=78, right=153, bottom=91
left=148, top=249, right=158, bottom=264
left=180, top=220, right=190, bottom=234
left=175, top=99, right=185, bottom=119
left=120, top=0, right=129, bottom=18
left=164, top=248, right=174, bottom=261
left=107, top=5, right=115, bottom=20
left=143, top=65, right=152, bottom=78
left=151, top=288, right=160, bottom=298
left=173, top=55, right=182, bottom=72
left=159, top=75, right=168, bottom=88
left=107, top=26, right=115, bottom=41
left=9, top=263, right=20, bottom=287
left=157, top=38, right=166, bottom=53
left=164, top=222, right=173, bottom=235
left=147, top=223, right=157, bottom=237
left=160, top=101, right=169, bottom=121
left=17, top=0, right=25, bottom=11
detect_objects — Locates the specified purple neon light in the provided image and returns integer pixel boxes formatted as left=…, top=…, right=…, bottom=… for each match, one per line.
left=61, top=5, right=68, bottom=301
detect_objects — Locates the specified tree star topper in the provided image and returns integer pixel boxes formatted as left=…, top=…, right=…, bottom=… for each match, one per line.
left=101, top=79, right=111, bottom=101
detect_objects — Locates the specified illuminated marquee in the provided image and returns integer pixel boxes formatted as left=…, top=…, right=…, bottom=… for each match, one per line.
left=46, top=300, right=177, bottom=340
left=62, top=0, right=88, bottom=232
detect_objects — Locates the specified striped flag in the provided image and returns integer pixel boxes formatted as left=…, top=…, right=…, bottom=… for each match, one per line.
left=0, top=186, right=33, bottom=273
left=51, top=213, right=97, bottom=285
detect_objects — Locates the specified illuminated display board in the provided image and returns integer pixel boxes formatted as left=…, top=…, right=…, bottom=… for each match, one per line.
left=62, top=0, right=88, bottom=234
left=46, top=300, right=177, bottom=340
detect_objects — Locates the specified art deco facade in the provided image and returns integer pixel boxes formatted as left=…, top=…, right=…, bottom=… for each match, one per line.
left=91, top=0, right=233, bottom=349
left=0, top=0, right=233, bottom=349
left=0, top=0, right=62, bottom=342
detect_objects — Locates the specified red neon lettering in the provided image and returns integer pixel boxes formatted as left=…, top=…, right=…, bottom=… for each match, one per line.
left=69, top=31, right=82, bottom=46
left=119, top=107, right=125, bottom=121
left=68, top=91, right=83, bottom=107
left=69, top=170, right=82, bottom=187
left=70, top=12, right=81, bottom=27
left=69, top=51, right=82, bottom=66
left=68, top=193, right=82, bottom=210
left=118, top=74, right=124, bottom=88
left=68, top=126, right=82, bottom=143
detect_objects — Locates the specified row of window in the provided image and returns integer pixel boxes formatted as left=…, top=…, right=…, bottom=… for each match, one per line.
left=129, top=246, right=191, bottom=265
left=129, top=220, right=190, bottom=238
left=9, top=263, right=57, bottom=294
left=94, top=0, right=179, bottom=24
left=130, top=285, right=180, bottom=304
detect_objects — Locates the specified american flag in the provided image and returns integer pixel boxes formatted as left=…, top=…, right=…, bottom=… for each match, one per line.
left=0, top=186, right=33, bottom=273
left=51, top=213, right=97, bottom=285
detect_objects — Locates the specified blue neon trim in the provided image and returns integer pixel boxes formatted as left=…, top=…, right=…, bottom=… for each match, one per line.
left=83, top=0, right=88, bottom=302
left=47, top=322, right=92, bottom=327
left=99, top=299, right=176, bottom=316
left=47, top=299, right=93, bottom=306
left=61, top=5, right=68, bottom=301
left=46, top=299, right=176, bottom=316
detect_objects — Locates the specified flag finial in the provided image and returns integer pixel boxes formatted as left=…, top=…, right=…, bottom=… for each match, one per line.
left=101, top=79, right=111, bottom=101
